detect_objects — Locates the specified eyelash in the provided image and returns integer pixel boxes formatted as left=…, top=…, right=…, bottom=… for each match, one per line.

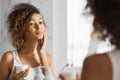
left=29, top=22, right=44, bottom=26
left=39, top=22, right=44, bottom=24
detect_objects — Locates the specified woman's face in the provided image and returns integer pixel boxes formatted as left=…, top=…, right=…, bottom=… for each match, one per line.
left=24, top=13, right=45, bottom=40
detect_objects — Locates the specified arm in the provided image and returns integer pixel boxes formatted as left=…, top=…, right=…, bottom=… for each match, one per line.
left=81, top=54, right=112, bottom=80
left=46, top=54, right=56, bottom=78
left=0, top=52, right=13, bottom=80
left=0, top=52, right=29, bottom=80
left=37, top=28, right=56, bottom=78
left=37, top=28, right=50, bottom=74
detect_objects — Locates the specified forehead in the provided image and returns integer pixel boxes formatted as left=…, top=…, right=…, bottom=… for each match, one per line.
left=31, top=13, right=43, bottom=20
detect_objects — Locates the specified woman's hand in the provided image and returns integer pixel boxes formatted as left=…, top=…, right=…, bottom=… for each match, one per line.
left=10, top=67, right=29, bottom=80
left=37, top=28, right=47, bottom=53
left=37, top=28, right=49, bottom=74
left=59, top=72, right=80, bottom=80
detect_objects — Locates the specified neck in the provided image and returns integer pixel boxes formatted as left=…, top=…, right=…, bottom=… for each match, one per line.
left=18, top=39, right=38, bottom=54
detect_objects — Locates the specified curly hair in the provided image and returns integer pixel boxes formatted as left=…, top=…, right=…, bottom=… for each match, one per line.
left=86, top=0, right=120, bottom=48
left=7, top=3, right=41, bottom=49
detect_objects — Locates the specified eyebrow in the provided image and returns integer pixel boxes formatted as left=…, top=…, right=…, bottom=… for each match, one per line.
left=30, top=18, right=43, bottom=21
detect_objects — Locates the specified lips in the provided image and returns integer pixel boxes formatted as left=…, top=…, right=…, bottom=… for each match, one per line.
left=36, top=31, right=44, bottom=35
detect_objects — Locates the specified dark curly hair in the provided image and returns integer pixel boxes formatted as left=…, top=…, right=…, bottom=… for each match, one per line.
left=86, top=0, right=120, bottom=48
left=7, top=3, right=42, bottom=49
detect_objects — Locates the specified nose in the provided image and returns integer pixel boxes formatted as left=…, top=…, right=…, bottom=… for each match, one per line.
left=35, top=24, right=39, bottom=29
left=35, top=23, right=44, bottom=30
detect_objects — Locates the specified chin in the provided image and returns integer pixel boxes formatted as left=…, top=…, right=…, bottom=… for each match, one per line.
left=37, top=36, right=43, bottom=39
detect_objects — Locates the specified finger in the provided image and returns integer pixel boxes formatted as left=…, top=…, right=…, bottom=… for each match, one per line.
left=44, top=28, right=47, bottom=38
left=45, top=29, right=47, bottom=38
left=12, top=67, right=17, bottom=75
left=59, top=74, right=67, bottom=80
left=38, top=39, right=43, bottom=45
left=23, top=68, right=30, bottom=77
left=12, top=67, right=28, bottom=80
left=12, top=71, right=24, bottom=80
left=15, top=68, right=30, bottom=79
left=76, top=72, right=80, bottom=80
left=17, top=71, right=25, bottom=77
left=10, top=67, right=17, bottom=79
left=43, top=29, right=47, bottom=43
left=44, top=27, right=47, bottom=33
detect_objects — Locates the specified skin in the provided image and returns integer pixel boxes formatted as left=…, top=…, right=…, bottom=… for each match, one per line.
left=81, top=54, right=112, bottom=80
left=0, top=13, right=55, bottom=80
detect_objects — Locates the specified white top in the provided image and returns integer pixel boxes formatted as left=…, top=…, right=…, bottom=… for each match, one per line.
left=107, top=49, right=120, bottom=80
left=9, top=50, right=44, bottom=80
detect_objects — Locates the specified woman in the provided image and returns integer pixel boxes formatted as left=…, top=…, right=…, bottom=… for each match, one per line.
left=81, top=0, right=120, bottom=80
left=0, top=3, right=55, bottom=80
left=60, top=0, right=120, bottom=80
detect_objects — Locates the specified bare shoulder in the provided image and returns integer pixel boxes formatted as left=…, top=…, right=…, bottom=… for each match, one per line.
left=81, top=53, right=112, bottom=80
left=84, top=53, right=109, bottom=64
left=82, top=53, right=112, bottom=71
left=1, top=51, right=13, bottom=61
left=0, top=51, right=13, bottom=67
left=0, top=51, right=13, bottom=79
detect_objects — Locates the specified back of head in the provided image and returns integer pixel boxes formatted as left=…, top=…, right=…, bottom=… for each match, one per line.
left=86, top=0, right=120, bottom=48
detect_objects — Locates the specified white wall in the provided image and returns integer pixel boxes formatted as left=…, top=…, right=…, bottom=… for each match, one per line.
left=53, top=0, right=67, bottom=76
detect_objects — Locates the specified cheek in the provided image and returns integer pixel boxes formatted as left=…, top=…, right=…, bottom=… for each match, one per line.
left=28, top=27, right=36, bottom=33
left=24, top=29, right=33, bottom=36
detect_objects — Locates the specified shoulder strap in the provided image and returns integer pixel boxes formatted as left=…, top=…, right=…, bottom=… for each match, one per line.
left=13, top=50, right=21, bottom=65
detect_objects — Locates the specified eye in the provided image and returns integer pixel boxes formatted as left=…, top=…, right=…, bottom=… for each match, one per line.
left=29, top=22, right=36, bottom=27
left=39, top=21, right=44, bottom=24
